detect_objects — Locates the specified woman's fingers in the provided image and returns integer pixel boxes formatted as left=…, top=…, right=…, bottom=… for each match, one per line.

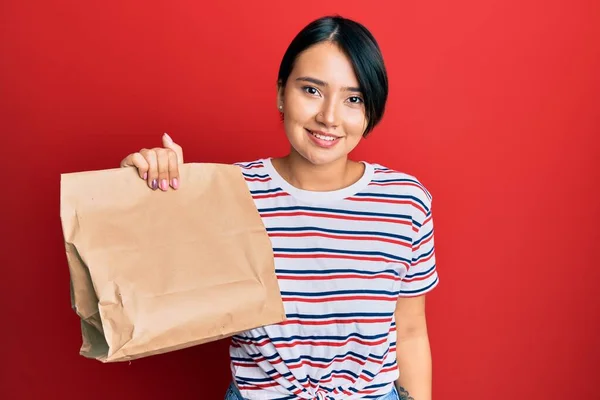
left=120, top=152, right=149, bottom=180
left=162, top=133, right=184, bottom=164
left=119, top=134, right=184, bottom=190
left=140, top=148, right=159, bottom=190
left=156, top=148, right=171, bottom=191
left=167, top=149, right=180, bottom=189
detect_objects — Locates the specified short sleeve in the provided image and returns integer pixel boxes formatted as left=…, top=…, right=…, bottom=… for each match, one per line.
left=399, top=199, right=439, bottom=297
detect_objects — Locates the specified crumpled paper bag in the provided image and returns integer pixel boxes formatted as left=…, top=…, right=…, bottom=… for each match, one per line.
left=59, top=163, right=285, bottom=362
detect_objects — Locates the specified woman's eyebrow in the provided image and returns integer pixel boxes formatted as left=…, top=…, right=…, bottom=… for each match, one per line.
left=295, top=76, right=362, bottom=93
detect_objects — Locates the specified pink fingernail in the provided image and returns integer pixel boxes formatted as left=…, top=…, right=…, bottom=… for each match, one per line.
left=171, top=178, right=179, bottom=189
left=143, top=172, right=147, bottom=180
left=160, top=179, right=168, bottom=191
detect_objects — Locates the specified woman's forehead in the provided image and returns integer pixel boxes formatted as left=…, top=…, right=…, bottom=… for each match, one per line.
left=291, top=42, right=359, bottom=88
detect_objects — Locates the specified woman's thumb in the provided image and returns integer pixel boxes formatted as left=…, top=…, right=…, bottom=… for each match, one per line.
left=162, top=132, right=184, bottom=163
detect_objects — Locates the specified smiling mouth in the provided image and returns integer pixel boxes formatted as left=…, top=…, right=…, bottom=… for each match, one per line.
left=305, top=129, right=340, bottom=142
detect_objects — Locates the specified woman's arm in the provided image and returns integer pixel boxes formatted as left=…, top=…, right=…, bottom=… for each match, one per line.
left=394, top=295, right=432, bottom=400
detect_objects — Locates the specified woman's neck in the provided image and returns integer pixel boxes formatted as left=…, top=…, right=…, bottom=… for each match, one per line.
left=272, top=150, right=364, bottom=192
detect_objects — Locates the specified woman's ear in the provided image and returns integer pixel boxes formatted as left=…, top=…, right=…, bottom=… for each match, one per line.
left=276, top=80, right=284, bottom=112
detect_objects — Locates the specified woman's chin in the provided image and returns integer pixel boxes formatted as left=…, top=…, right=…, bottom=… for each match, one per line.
left=297, top=149, right=346, bottom=167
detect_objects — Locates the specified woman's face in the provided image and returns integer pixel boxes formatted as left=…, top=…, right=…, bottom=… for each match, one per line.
left=278, top=42, right=368, bottom=166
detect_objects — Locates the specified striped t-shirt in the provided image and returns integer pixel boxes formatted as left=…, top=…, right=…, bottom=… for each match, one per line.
left=229, top=158, right=439, bottom=400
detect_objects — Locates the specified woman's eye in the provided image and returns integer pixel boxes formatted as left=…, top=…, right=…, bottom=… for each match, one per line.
left=303, top=86, right=320, bottom=96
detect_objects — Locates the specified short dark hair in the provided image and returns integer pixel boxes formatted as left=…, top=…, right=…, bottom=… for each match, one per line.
left=277, top=15, right=389, bottom=137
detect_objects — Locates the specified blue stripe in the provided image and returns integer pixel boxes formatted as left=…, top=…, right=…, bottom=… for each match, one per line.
left=273, top=247, right=410, bottom=263
left=236, top=375, right=278, bottom=383
left=259, top=205, right=412, bottom=221
left=353, top=192, right=429, bottom=212
left=250, top=187, right=283, bottom=194
left=405, top=264, right=436, bottom=279
left=285, top=311, right=394, bottom=320
left=414, top=228, right=433, bottom=247
left=281, top=289, right=398, bottom=297
left=364, top=382, right=393, bottom=390
left=372, top=178, right=419, bottom=184
left=400, top=275, right=438, bottom=294
left=242, top=172, right=269, bottom=178
left=371, top=178, right=432, bottom=200
left=237, top=333, right=269, bottom=341
left=285, top=350, right=371, bottom=365
left=237, top=161, right=264, bottom=168
left=235, top=349, right=391, bottom=368
left=276, top=268, right=402, bottom=278
left=412, top=247, right=434, bottom=263
left=305, top=369, right=361, bottom=385
left=262, top=369, right=294, bottom=381
left=234, top=378, right=298, bottom=399
left=321, top=368, right=360, bottom=380
left=235, top=349, right=281, bottom=363
left=247, top=331, right=391, bottom=344
left=267, top=226, right=411, bottom=242
left=362, top=369, right=377, bottom=379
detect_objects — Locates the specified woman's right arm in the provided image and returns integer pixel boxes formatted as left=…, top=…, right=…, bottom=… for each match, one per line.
left=120, top=133, right=184, bottom=191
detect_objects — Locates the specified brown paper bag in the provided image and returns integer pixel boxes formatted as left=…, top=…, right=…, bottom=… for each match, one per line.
left=60, top=163, right=286, bottom=363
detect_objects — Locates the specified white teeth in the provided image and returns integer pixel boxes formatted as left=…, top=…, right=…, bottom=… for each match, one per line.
left=312, top=132, right=336, bottom=141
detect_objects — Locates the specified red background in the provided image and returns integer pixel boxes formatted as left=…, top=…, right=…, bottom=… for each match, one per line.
left=1, top=1, right=598, bottom=399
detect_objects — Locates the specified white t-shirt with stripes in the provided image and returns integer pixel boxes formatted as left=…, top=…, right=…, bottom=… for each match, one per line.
left=229, top=158, right=438, bottom=400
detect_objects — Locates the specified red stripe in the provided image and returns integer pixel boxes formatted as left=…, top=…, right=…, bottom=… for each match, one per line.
left=288, top=353, right=368, bottom=370
left=356, top=388, right=380, bottom=395
left=231, top=361, right=256, bottom=367
left=282, top=295, right=397, bottom=303
left=235, top=332, right=392, bottom=348
left=244, top=177, right=271, bottom=182
left=326, top=373, right=355, bottom=383
left=411, top=250, right=435, bottom=267
left=242, top=164, right=264, bottom=169
left=404, top=268, right=437, bottom=283
left=277, top=273, right=399, bottom=281
left=278, top=317, right=391, bottom=326
left=356, top=363, right=396, bottom=383
left=239, top=382, right=306, bottom=396
left=261, top=211, right=411, bottom=226
left=268, top=232, right=411, bottom=247
left=368, top=181, right=430, bottom=197
left=273, top=336, right=389, bottom=349
left=238, top=381, right=280, bottom=390
left=252, top=192, right=289, bottom=199
left=422, top=214, right=433, bottom=225
left=347, top=197, right=427, bottom=215
left=275, top=253, right=410, bottom=267
left=369, top=182, right=422, bottom=188
left=413, top=233, right=433, bottom=252
left=379, top=365, right=399, bottom=374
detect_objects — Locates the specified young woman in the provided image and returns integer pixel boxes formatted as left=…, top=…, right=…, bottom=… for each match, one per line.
left=120, top=15, right=438, bottom=400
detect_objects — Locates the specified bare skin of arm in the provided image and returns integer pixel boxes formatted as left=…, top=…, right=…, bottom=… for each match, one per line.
left=394, top=295, right=432, bottom=400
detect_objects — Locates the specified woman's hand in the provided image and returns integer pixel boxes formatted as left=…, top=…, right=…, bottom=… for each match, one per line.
left=120, top=133, right=184, bottom=191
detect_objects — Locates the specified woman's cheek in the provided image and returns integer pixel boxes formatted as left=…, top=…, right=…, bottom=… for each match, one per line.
left=343, top=109, right=367, bottom=134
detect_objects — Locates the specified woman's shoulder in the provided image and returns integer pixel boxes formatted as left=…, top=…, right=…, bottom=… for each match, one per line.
left=233, top=158, right=269, bottom=171
left=365, top=161, right=433, bottom=207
